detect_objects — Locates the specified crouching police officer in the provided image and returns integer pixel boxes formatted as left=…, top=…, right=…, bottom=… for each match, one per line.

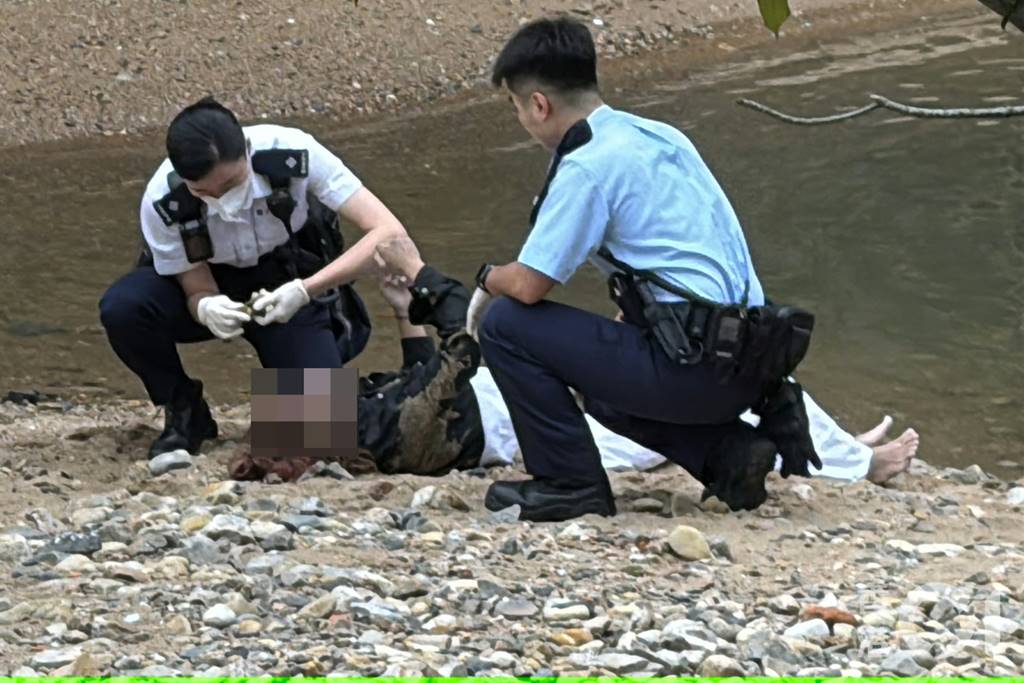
left=466, top=18, right=820, bottom=522
left=99, top=97, right=410, bottom=460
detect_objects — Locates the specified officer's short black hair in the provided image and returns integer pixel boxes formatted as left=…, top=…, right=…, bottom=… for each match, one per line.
left=491, top=17, right=598, bottom=96
left=166, top=96, right=246, bottom=181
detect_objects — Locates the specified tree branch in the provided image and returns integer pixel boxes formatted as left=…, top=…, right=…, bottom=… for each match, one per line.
left=737, top=94, right=1024, bottom=125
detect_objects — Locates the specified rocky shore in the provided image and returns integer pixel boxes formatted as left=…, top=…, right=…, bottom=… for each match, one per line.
left=1, top=397, right=1022, bottom=676
left=0, top=0, right=989, bottom=147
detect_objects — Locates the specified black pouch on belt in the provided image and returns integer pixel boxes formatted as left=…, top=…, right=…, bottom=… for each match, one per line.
left=739, top=305, right=815, bottom=383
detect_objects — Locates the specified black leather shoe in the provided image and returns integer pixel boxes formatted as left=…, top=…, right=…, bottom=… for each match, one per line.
left=700, top=424, right=777, bottom=512
left=148, top=379, right=218, bottom=460
left=485, top=478, right=617, bottom=522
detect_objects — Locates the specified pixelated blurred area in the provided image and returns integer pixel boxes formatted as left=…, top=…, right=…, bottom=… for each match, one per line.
left=229, top=368, right=371, bottom=482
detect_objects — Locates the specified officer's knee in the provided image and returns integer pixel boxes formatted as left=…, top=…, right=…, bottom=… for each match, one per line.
left=479, top=296, right=528, bottom=347
left=99, top=278, right=144, bottom=332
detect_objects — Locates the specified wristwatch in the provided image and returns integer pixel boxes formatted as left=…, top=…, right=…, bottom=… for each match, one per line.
left=475, top=263, right=494, bottom=294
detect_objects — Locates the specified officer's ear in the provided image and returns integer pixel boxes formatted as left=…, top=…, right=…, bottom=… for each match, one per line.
left=530, top=91, right=552, bottom=120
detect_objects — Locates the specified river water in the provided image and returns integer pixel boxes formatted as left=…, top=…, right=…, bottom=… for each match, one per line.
left=1, top=12, right=1021, bottom=473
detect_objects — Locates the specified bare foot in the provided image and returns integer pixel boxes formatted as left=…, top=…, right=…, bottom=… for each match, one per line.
left=856, top=415, right=894, bottom=446
left=867, top=428, right=920, bottom=484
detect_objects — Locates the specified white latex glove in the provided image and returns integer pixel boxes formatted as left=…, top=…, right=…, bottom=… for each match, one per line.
left=252, top=279, right=311, bottom=326
left=465, top=287, right=494, bottom=342
left=197, top=295, right=251, bottom=340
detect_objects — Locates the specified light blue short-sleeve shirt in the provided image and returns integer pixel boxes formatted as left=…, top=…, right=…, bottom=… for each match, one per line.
left=140, top=124, right=363, bottom=276
left=518, top=105, right=765, bottom=307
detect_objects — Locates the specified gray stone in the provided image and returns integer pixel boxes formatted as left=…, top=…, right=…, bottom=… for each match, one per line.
left=138, top=665, right=182, bottom=676
left=298, top=497, right=330, bottom=516
left=708, top=536, right=734, bottom=561
left=203, top=514, right=254, bottom=544
left=929, top=599, right=960, bottom=622
left=320, top=567, right=395, bottom=595
left=494, top=597, right=539, bottom=619
left=279, top=514, right=327, bottom=532
left=632, top=497, right=665, bottom=513
left=178, top=535, right=224, bottom=566
left=148, top=450, right=193, bottom=476
left=488, top=505, right=521, bottom=524
left=666, top=525, right=712, bottom=561
left=662, top=620, right=719, bottom=652
left=769, top=594, right=801, bottom=615
left=260, top=529, right=294, bottom=551
left=31, top=647, right=83, bottom=669
left=202, top=604, right=237, bottom=628
left=784, top=618, right=830, bottom=641
left=0, top=533, right=31, bottom=562
left=543, top=598, right=591, bottom=621
left=280, top=564, right=320, bottom=588
left=881, top=650, right=928, bottom=676
left=698, top=654, right=745, bottom=677
left=1007, top=487, right=1024, bottom=507
left=983, top=615, right=1023, bottom=637
left=352, top=599, right=409, bottom=625
left=298, top=593, right=337, bottom=619
left=590, top=653, right=653, bottom=674
left=48, top=531, right=102, bottom=556
left=916, top=543, right=965, bottom=558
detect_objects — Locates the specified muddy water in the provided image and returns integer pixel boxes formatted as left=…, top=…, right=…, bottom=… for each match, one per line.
left=1, top=13, right=1021, bottom=472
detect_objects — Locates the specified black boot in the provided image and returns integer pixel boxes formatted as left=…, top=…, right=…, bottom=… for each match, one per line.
left=755, top=381, right=821, bottom=478
left=148, top=379, right=218, bottom=460
left=485, top=478, right=617, bottom=522
left=700, top=423, right=777, bottom=512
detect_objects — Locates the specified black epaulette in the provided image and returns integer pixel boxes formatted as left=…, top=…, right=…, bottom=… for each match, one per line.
left=252, top=149, right=309, bottom=188
left=152, top=171, right=204, bottom=226
left=529, top=120, right=593, bottom=227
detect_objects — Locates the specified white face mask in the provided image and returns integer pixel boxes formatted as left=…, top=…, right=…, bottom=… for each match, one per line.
left=202, top=165, right=254, bottom=222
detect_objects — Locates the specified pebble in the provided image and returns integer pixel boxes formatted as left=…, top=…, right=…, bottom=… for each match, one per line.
left=298, top=594, right=337, bottom=619
left=881, top=650, right=928, bottom=676
left=204, top=480, right=242, bottom=504
left=769, top=594, right=801, bottom=615
left=783, top=618, right=830, bottom=641
left=148, top=449, right=193, bottom=476
left=1007, top=487, right=1024, bottom=506
left=698, top=653, right=746, bottom=676
left=543, top=599, right=591, bottom=621
left=31, top=647, right=82, bottom=669
left=666, top=525, right=712, bottom=561
left=203, top=514, right=254, bottom=544
left=55, top=554, right=96, bottom=574
left=632, top=497, right=665, bottom=513
left=983, top=615, right=1023, bottom=637
left=202, top=604, right=237, bottom=628
left=165, top=614, right=192, bottom=635
left=495, top=597, right=539, bottom=619
left=916, top=543, right=965, bottom=558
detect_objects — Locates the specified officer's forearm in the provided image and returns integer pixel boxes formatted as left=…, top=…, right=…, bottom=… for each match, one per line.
left=177, top=264, right=221, bottom=322
left=485, top=262, right=555, bottom=305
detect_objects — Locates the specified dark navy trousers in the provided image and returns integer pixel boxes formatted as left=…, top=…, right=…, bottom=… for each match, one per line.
left=99, top=266, right=341, bottom=406
left=478, top=297, right=765, bottom=484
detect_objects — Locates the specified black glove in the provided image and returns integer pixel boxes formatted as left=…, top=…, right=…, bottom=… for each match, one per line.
left=754, top=381, right=821, bottom=478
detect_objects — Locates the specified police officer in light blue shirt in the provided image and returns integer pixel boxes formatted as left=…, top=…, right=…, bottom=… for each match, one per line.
left=465, top=17, right=809, bottom=522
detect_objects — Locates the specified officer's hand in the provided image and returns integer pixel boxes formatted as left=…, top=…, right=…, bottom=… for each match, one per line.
left=197, top=295, right=251, bottom=340
left=465, top=287, right=494, bottom=342
left=252, top=279, right=311, bottom=326
left=376, top=236, right=425, bottom=283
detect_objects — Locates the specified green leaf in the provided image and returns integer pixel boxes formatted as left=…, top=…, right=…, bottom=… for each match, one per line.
left=757, top=0, right=792, bottom=36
